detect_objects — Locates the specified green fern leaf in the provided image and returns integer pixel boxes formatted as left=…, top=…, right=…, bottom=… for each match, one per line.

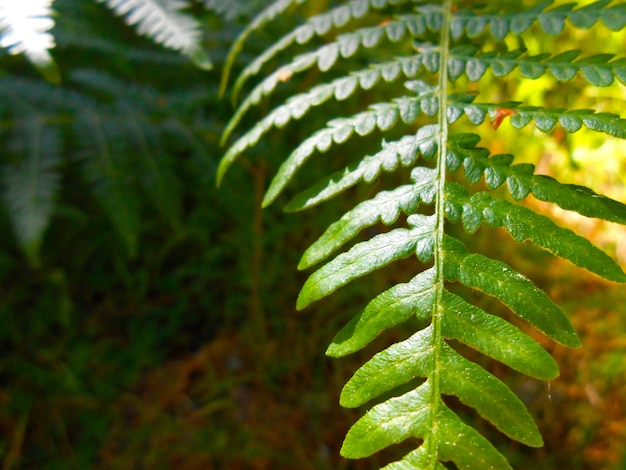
left=286, top=126, right=438, bottom=212
left=446, top=184, right=626, bottom=282
left=341, top=327, right=543, bottom=446
left=452, top=0, right=624, bottom=39
left=261, top=91, right=437, bottom=205
left=222, top=18, right=427, bottom=145
left=299, top=167, right=437, bottom=269
left=2, top=116, right=61, bottom=266
left=444, top=235, right=579, bottom=347
left=221, top=85, right=626, bottom=197
left=96, top=0, right=211, bottom=69
left=218, top=88, right=431, bottom=191
left=448, top=133, right=626, bottom=224
left=530, top=176, right=626, bottom=223
left=220, top=0, right=626, bottom=144
left=297, top=214, right=435, bottom=310
left=76, top=111, right=141, bottom=257
left=441, top=291, right=559, bottom=380
left=327, top=268, right=436, bottom=357
left=285, top=134, right=427, bottom=213
left=448, top=47, right=626, bottom=86
left=382, top=442, right=447, bottom=470
left=219, top=0, right=307, bottom=96
left=229, top=0, right=413, bottom=103
left=219, top=0, right=626, bottom=467
left=341, top=380, right=513, bottom=469
left=446, top=97, right=626, bottom=138
left=221, top=53, right=433, bottom=146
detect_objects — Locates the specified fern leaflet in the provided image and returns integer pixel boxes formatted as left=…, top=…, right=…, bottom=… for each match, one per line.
left=2, top=115, right=61, bottom=266
left=96, top=0, right=212, bottom=69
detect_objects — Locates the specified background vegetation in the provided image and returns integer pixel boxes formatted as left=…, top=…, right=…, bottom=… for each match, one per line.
left=0, top=1, right=625, bottom=468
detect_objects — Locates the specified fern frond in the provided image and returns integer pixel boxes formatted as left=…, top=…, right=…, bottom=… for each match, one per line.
left=222, top=17, right=421, bottom=144
left=203, top=0, right=263, bottom=21
left=447, top=133, right=626, bottom=224
left=341, top=325, right=544, bottom=444
left=223, top=0, right=626, bottom=138
left=75, top=110, right=141, bottom=257
left=219, top=81, right=440, bottom=194
left=222, top=84, right=626, bottom=206
left=342, top=380, right=515, bottom=468
left=442, top=235, right=579, bottom=347
left=223, top=46, right=626, bottom=149
left=219, top=0, right=307, bottom=97
left=221, top=51, right=434, bottom=146
left=2, top=115, right=61, bottom=266
left=96, top=0, right=212, bottom=69
left=219, top=0, right=626, bottom=467
left=297, top=213, right=436, bottom=310
left=445, top=184, right=626, bottom=282
left=450, top=0, right=626, bottom=38
left=447, top=97, right=626, bottom=138
left=326, top=267, right=436, bottom=355
left=228, top=0, right=412, bottom=104
left=448, top=46, right=626, bottom=86
left=286, top=125, right=438, bottom=212
left=298, top=167, right=436, bottom=270
left=0, top=0, right=60, bottom=83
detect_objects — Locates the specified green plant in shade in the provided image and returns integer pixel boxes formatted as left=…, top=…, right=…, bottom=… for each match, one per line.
left=218, top=0, right=626, bottom=468
left=0, top=0, right=223, bottom=265
left=0, top=0, right=211, bottom=81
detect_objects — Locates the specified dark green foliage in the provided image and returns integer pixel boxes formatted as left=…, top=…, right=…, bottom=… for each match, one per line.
left=0, top=2, right=273, bottom=468
left=219, top=0, right=626, bottom=468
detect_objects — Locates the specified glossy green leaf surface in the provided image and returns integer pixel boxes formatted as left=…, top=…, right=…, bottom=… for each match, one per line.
left=297, top=215, right=435, bottom=310
left=327, top=268, right=436, bottom=357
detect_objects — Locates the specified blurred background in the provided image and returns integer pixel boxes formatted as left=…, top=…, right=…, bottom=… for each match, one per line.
left=0, top=1, right=625, bottom=468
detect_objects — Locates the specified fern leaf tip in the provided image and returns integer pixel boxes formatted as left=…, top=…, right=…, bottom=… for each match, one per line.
left=188, top=48, right=213, bottom=71
left=295, top=294, right=310, bottom=311
left=215, top=165, right=226, bottom=187
left=37, top=60, right=62, bottom=85
left=261, top=189, right=279, bottom=208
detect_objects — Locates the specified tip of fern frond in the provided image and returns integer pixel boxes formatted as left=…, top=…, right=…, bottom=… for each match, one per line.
left=562, top=332, right=582, bottom=349
left=284, top=196, right=307, bottom=213
left=295, top=294, right=309, bottom=311
left=187, top=48, right=214, bottom=71
left=220, top=118, right=240, bottom=147
left=261, top=192, right=277, bottom=209
left=599, top=264, right=626, bottom=284
left=35, top=60, right=62, bottom=86
left=614, top=269, right=626, bottom=284
left=219, top=132, right=228, bottom=148
left=215, top=164, right=227, bottom=187
left=218, top=74, right=229, bottom=100
left=325, top=342, right=346, bottom=358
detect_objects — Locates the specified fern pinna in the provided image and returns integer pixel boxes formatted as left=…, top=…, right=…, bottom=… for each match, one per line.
left=218, top=1, right=626, bottom=468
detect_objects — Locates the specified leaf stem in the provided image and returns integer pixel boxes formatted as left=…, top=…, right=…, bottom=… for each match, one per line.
left=428, top=0, right=452, bottom=466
